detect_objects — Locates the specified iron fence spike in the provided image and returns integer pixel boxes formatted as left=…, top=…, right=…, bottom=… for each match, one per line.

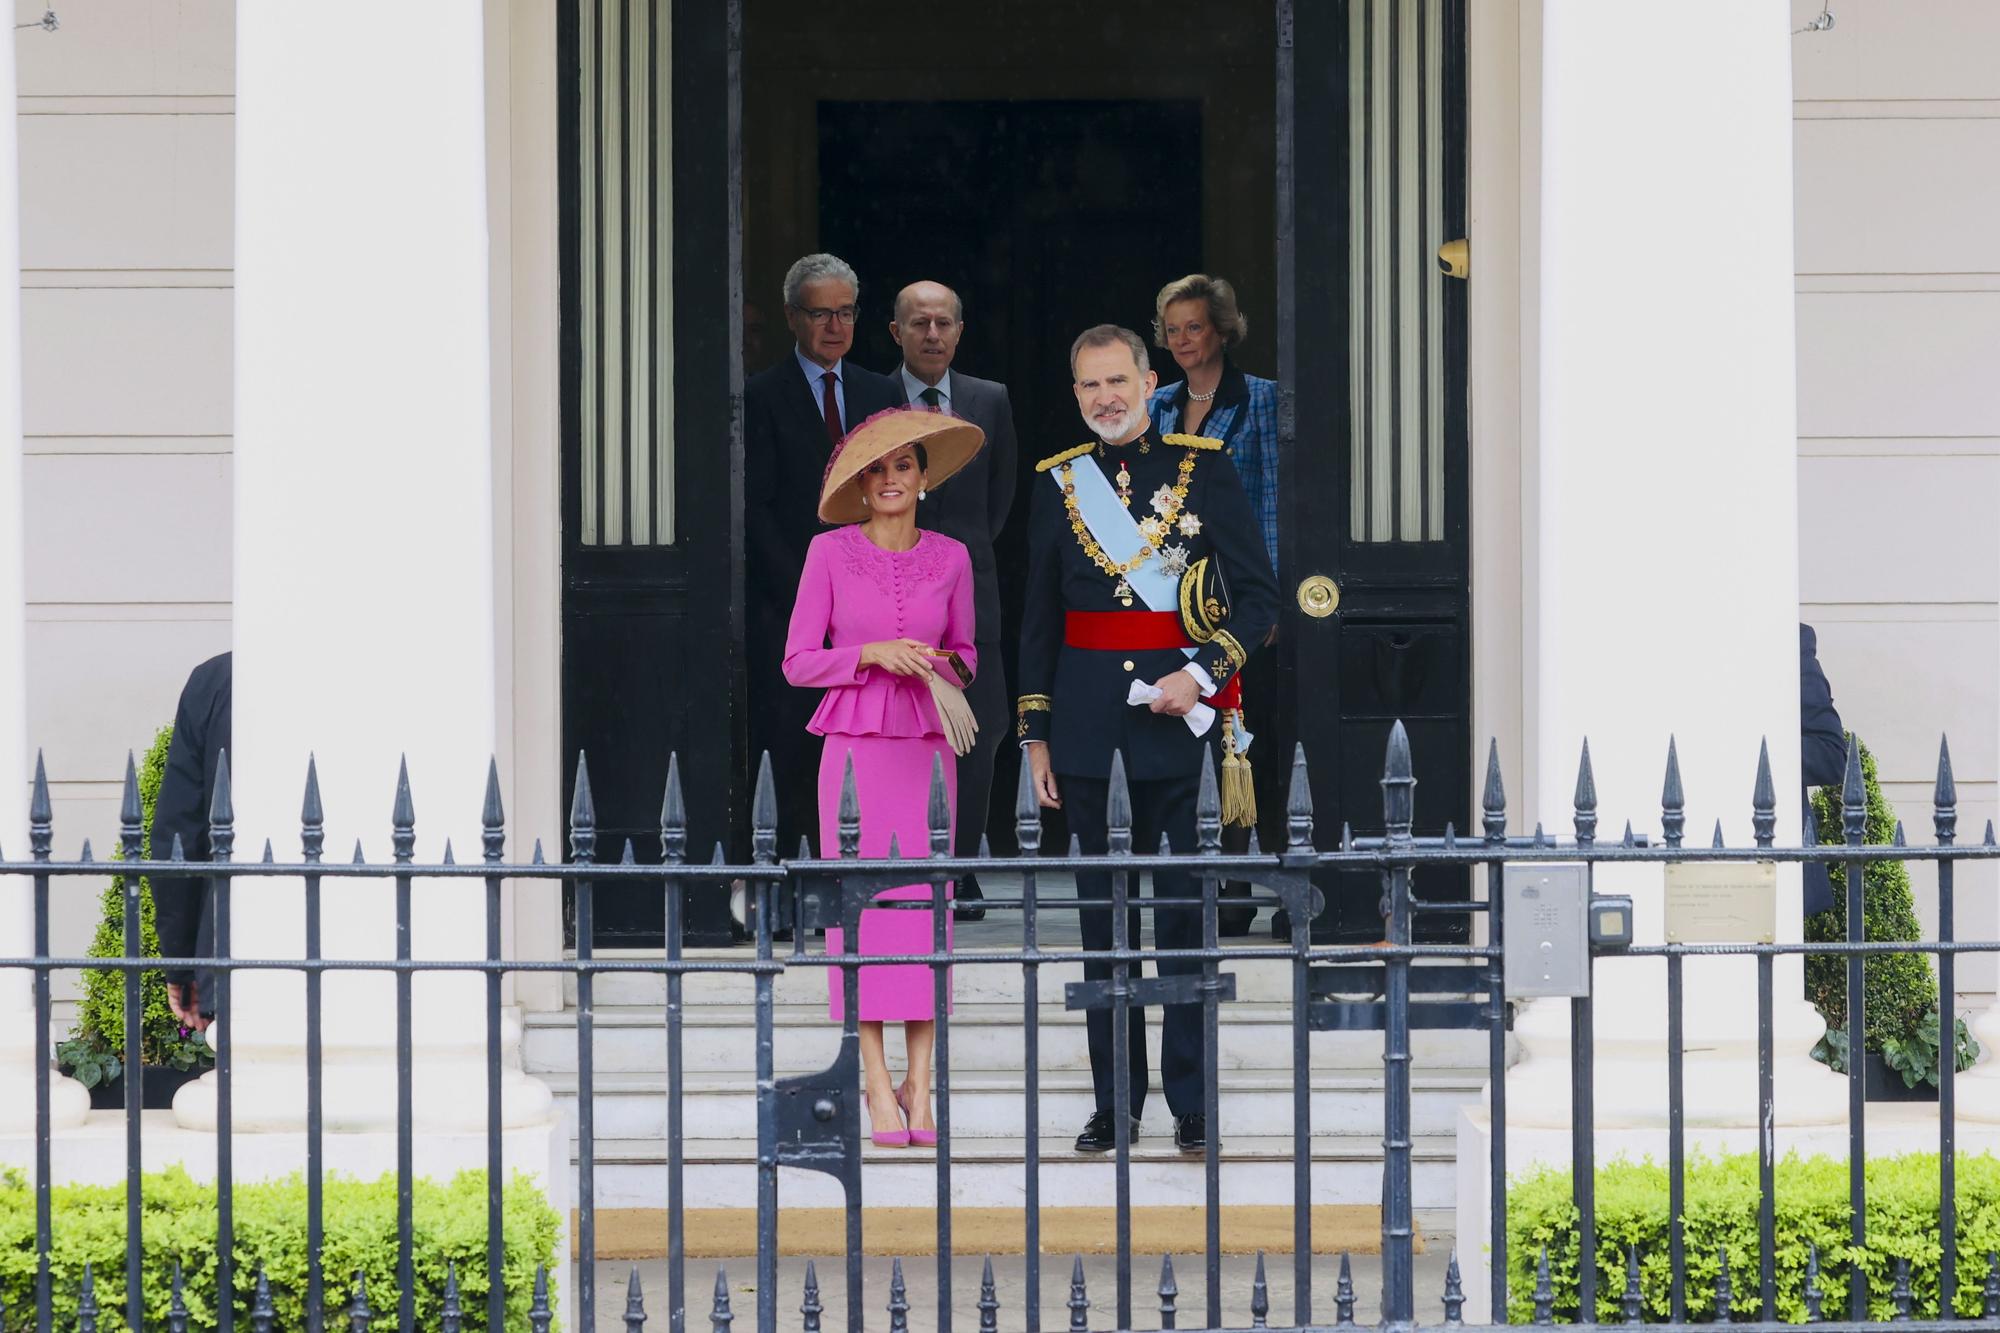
left=1107, top=749, right=1133, bottom=847
left=1015, top=744, right=1040, bottom=834
left=1382, top=720, right=1416, bottom=838
left=1621, top=819, right=1635, bottom=848
left=1483, top=737, right=1507, bottom=840
left=1621, top=1244, right=1643, bottom=1324
left=978, top=1256, right=1001, bottom=1332
left=29, top=749, right=51, bottom=842
left=1892, top=819, right=1907, bottom=848
left=888, top=1257, right=910, bottom=1332
left=1805, top=1242, right=1825, bottom=1323
left=78, top=837, right=92, bottom=863
left=120, top=750, right=143, bottom=828
left=1533, top=821, right=1545, bottom=847
left=1712, top=819, right=1726, bottom=849
left=1987, top=819, right=1996, bottom=846
left=1157, top=1253, right=1179, bottom=1325
left=169, top=831, right=185, bottom=862
left=1573, top=736, right=1598, bottom=846
left=392, top=753, right=416, bottom=840
left=1444, top=1247, right=1467, bottom=1326
left=1246, top=825, right=1263, bottom=854
left=1068, top=1255, right=1090, bottom=1331
left=1197, top=745, right=1222, bottom=853
left=77, top=1263, right=97, bottom=1333
left=1286, top=740, right=1313, bottom=850
left=1335, top=1251, right=1357, bottom=1325
left=710, top=841, right=727, bottom=864
left=441, top=838, right=455, bottom=866
left=570, top=751, right=597, bottom=862
left=349, top=1269, right=372, bottom=1332
left=250, top=1266, right=281, bottom=1333
left=482, top=755, right=505, bottom=834
left=1891, top=1256, right=1913, bottom=1321
left=440, top=1261, right=463, bottom=1333
left=1250, top=1250, right=1270, bottom=1327
left=661, top=751, right=686, bottom=862
left=1443, top=821, right=1456, bottom=849
left=1752, top=737, right=1778, bottom=846
left=752, top=751, right=778, bottom=861
left=530, top=1265, right=553, bottom=1333
left=1533, top=1244, right=1555, bottom=1325
left=167, top=1261, right=189, bottom=1333
left=709, top=1265, right=733, bottom=1330
left=262, top=837, right=275, bottom=864
left=838, top=750, right=862, bottom=857
left=978, top=831, right=992, bottom=859
left=352, top=838, right=366, bottom=865
left=1935, top=734, right=1958, bottom=843
left=796, top=835, right=813, bottom=860
left=929, top=752, right=952, bottom=853
left=1159, top=830, right=1173, bottom=856
left=531, top=838, right=545, bottom=865
left=299, top=754, right=327, bottom=862
left=621, top=837, right=636, bottom=865
left=1662, top=735, right=1686, bottom=848
left=625, top=1265, right=648, bottom=1332
left=1385, top=718, right=1414, bottom=780
left=209, top=747, right=235, bottom=852
left=1714, top=1245, right=1734, bottom=1321
left=801, top=1259, right=823, bottom=1332
left=1068, top=832, right=1082, bottom=857
left=1982, top=1251, right=2000, bottom=1317
left=1340, top=821, right=1353, bottom=852
left=1841, top=732, right=1865, bottom=840
left=887, top=831, right=903, bottom=860
left=1803, top=809, right=1819, bottom=848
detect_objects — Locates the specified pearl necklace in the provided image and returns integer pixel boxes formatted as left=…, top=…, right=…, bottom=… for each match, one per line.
left=1186, top=384, right=1218, bottom=402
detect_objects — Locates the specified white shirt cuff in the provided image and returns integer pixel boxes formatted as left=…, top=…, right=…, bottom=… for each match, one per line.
left=1183, top=662, right=1218, bottom=697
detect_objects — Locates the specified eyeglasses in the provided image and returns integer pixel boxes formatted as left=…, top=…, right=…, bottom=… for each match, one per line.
left=791, top=304, right=859, bottom=327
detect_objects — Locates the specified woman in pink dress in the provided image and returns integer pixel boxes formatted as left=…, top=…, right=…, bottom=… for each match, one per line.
left=784, top=408, right=986, bottom=1147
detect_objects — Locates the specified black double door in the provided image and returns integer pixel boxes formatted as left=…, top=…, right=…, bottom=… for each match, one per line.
left=559, top=0, right=1471, bottom=947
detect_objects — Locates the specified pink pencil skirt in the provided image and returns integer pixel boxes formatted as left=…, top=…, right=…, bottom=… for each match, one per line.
left=818, top=733, right=955, bottom=1022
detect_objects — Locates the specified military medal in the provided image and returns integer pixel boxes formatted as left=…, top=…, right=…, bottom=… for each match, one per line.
left=1159, top=543, right=1191, bottom=577
left=1114, top=460, right=1133, bottom=506
left=1177, top=511, right=1203, bottom=538
left=1113, top=576, right=1135, bottom=606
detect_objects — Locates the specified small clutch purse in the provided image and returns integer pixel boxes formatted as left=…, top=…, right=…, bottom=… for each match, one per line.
left=925, top=670, right=980, bottom=757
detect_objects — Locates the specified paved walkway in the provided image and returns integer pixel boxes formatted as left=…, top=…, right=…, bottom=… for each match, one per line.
left=579, top=1247, right=1458, bottom=1330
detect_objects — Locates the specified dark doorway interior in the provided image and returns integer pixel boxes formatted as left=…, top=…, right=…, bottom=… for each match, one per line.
left=817, top=98, right=1202, bottom=850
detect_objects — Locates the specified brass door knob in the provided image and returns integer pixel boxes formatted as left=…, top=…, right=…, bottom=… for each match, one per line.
left=1296, top=574, right=1340, bottom=618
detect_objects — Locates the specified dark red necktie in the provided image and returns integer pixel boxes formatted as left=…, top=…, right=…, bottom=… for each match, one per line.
left=821, top=371, right=843, bottom=446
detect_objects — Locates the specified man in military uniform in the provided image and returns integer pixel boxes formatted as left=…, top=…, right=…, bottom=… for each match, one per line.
left=1018, top=324, right=1280, bottom=1154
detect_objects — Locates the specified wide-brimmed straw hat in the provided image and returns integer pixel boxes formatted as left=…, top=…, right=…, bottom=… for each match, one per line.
left=817, top=406, right=986, bottom=523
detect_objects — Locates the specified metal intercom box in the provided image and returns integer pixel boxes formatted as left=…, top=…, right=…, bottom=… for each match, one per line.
left=1503, top=864, right=1592, bottom=998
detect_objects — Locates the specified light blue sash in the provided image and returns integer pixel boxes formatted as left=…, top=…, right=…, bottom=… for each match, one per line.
left=1055, top=454, right=1194, bottom=661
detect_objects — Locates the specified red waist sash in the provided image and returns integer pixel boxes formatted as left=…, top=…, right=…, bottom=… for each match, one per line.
left=1063, top=611, right=1243, bottom=710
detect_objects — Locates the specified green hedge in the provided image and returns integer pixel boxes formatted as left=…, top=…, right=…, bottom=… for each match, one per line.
left=1507, top=1152, right=2000, bottom=1322
left=0, top=1166, right=561, bottom=1332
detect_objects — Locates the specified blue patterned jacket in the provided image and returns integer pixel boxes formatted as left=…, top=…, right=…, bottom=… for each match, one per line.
left=1150, top=358, right=1280, bottom=575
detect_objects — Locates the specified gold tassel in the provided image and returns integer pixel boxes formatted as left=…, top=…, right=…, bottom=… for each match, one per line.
left=1220, top=710, right=1257, bottom=829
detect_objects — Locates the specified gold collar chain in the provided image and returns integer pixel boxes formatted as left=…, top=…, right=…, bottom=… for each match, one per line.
left=1058, top=448, right=1199, bottom=579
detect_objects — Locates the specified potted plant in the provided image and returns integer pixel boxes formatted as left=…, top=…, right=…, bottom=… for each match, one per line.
left=1807, top=737, right=1978, bottom=1100
left=54, top=724, right=215, bottom=1109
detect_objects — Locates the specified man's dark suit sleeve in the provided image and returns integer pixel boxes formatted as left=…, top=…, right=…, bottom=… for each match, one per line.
left=1015, top=469, right=1061, bottom=747
left=743, top=377, right=806, bottom=600
left=151, top=660, right=223, bottom=987
left=1799, top=624, right=1847, bottom=789
left=1190, top=450, right=1281, bottom=695
left=986, top=386, right=1019, bottom=542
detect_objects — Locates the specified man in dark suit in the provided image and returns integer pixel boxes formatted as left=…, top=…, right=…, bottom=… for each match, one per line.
left=1800, top=623, right=1848, bottom=916
left=152, top=650, right=232, bottom=1030
left=745, top=254, right=901, bottom=861
left=1018, top=325, right=1280, bottom=1155
left=890, top=280, right=1019, bottom=921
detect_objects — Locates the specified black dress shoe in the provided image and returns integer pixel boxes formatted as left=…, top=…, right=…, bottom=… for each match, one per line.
left=1074, top=1109, right=1141, bottom=1154
left=953, top=873, right=987, bottom=923
left=1173, top=1112, right=1208, bottom=1154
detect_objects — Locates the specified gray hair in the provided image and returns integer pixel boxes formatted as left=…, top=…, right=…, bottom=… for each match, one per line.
left=1069, top=324, right=1150, bottom=380
left=782, top=253, right=860, bottom=309
left=1152, top=273, right=1249, bottom=349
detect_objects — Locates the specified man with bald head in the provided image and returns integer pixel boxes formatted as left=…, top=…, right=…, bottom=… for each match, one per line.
left=889, top=280, right=1019, bottom=920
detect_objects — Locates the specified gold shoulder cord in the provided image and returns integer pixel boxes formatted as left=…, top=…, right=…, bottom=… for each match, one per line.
left=1034, top=442, right=1096, bottom=474
left=1162, top=432, right=1225, bottom=452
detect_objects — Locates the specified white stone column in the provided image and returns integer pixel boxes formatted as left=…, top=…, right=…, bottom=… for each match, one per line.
left=1455, top=1, right=1845, bottom=1314
left=0, top=15, right=89, bottom=1136
left=173, top=0, right=550, bottom=1139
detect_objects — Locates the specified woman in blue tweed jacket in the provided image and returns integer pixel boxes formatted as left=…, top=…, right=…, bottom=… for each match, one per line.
left=1147, top=273, right=1280, bottom=578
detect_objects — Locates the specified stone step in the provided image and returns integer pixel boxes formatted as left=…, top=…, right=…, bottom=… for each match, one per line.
left=539, top=1068, right=1487, bottom=1143
left=574, top=1133, right=1462, bottom=1210
left=521, top=1002, right=1498, bottom=1079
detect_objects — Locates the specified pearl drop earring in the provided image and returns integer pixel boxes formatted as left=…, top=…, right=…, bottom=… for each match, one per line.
left=861, top=495, right=871, bottom=507
left=919, top=488, right=928, bottom=501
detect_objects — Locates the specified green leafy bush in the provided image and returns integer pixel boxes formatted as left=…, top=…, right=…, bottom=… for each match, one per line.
left=1806, top=738, right=1976, bottom=1086
left=1507, top=1151, right=2000, bottom=1322
left=56, top=725, right=213, bottom=1087
left=0, top=1166, right=560, bottom=1332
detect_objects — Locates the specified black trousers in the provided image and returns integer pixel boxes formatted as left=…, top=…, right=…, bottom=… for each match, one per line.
left=953, top=641, right=1008, bottom=858
left=1063, top=770, right=1204, bottom=1120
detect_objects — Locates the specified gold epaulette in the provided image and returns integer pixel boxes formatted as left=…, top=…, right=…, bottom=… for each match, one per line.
left=1034, top=442, right=1097, bottom=473
left=1163, top=433, right=1226, bottom=452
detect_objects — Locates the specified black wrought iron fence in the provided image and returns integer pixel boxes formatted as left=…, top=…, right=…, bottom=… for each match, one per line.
left=4, top=721, right=2000, bottom=1331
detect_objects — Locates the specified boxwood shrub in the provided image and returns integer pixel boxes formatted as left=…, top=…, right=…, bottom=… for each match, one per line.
left=0, top=1166, right=560, bottom=1332
left=1507, top=1151, right=2000, bottom=1322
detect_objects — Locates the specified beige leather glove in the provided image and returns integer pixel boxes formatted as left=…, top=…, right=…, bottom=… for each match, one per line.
left=925, top=672, right=980, bottom=757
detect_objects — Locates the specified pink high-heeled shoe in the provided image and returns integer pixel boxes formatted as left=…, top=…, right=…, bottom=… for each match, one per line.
left=895, top=1085, right=937, bottom=1147
left=865, top=1091, right=911, bottom=1148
